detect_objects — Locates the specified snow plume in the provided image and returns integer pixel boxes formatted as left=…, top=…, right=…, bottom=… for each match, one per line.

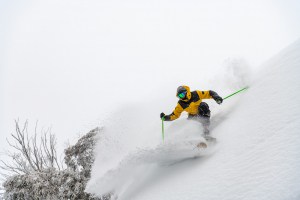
left=86, top=104, right=218, bottom=199
left=209, top=57, right=252, bottom=92
left=222, top=58, right=252, bottom=89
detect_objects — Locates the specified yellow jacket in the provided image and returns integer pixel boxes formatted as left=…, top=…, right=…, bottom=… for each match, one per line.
left=166, top=85, right=214, bottom=121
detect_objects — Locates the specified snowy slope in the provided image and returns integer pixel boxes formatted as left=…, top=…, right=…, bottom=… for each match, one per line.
left=86, top=39, right=300, bottom=200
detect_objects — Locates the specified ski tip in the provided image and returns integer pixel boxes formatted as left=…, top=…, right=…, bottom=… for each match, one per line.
left=196, top=142, right=208, bottom=149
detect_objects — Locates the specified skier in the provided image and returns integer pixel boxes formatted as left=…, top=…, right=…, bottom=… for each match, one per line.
left=160, top=85, right=223, bottom=140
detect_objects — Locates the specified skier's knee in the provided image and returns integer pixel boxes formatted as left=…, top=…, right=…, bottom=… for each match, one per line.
left=198, top=102, right=211, bottom=117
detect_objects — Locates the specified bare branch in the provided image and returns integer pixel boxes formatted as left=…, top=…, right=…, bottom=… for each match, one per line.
left=0, top=160, right=22, bottom=175
left=1, top=120, right=62, bottom=176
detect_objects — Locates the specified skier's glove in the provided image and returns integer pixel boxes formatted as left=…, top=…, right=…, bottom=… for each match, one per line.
left=161, top=113, right=171, bottom=121
left=214, top=96, right=223, bottom=105
left=160, top=112, right=166, bottom=120
left=210, top=90, right=223, bottom=104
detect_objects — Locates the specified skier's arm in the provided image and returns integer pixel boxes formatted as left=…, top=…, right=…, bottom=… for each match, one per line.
left=208, top=90, right=223, bottom=104
left=197, top=90, right=223, bottom=104
left=164, top=103, right=184, bottom=121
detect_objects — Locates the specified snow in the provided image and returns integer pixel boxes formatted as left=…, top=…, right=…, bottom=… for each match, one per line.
left=86, top=39, right=300, bottom=200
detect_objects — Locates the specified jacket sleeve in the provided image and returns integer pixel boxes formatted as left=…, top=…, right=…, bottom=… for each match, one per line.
left=164, top=103, right=184, bottom=121
left=208, top=90, right=222, bottom=101
left=197, top=90, right=221, bottom=100
left=197, top=90, right=213, bottom=99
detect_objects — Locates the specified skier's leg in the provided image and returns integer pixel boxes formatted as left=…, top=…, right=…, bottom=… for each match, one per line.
left=198, top=102, right=216, bottom=142
left=198, top=102, right=211, bottom=135
left=187, top=114, right=197, bottom=120
left=201, top=117, right=210, bottom=135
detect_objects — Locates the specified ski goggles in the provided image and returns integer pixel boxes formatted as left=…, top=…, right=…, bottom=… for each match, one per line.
left=177, top=92, right=187, bottom=99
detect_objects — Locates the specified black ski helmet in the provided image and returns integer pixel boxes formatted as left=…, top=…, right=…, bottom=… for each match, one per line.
left=176, top=86, right=187, bottom=98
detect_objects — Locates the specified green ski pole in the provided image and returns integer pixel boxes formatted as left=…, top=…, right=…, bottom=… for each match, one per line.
left=161, top=118, right=165, bottom=141
left=223, top=87, right=248, bottom=100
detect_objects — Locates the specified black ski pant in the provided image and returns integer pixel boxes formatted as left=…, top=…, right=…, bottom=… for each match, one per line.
left=187, top=102, right=211, bottom=130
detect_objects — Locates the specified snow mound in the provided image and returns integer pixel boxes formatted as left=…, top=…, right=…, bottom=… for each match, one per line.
left=87, top=39, right=300, bottom=200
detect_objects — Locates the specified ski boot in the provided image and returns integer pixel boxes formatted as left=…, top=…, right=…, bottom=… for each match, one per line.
left=196, top=126, right=213, bottom=149
left=203, top=126, right=216, bottom=143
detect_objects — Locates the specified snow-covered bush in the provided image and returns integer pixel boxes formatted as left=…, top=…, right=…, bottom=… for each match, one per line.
left=64, top=127, right=99, bottom=178
left=4, top=168, right=62, bottom=200
left=2, top=126, right=108, bottom=200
